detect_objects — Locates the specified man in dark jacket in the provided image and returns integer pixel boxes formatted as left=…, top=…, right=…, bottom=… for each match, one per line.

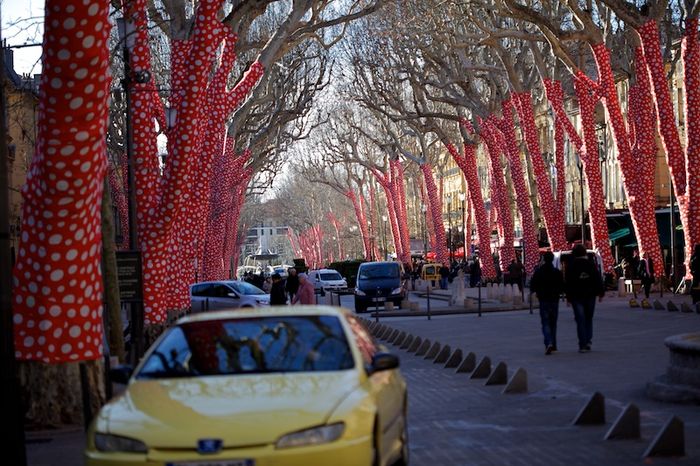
left=270, top=273, right=287, bottom=305
left=637, top=252, right=655, bottom=299
left=530, top=252, right=564, bottom=355
left=285, top=268, right=300, bottom=302
left=565, top=245, right=605, bottom=353
left=439, top=263, right=450, bottom=290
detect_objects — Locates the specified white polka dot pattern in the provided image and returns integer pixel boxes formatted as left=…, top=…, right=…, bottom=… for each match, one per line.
left=491, top=105, right=540, bottom=275
left=13, top=0, right=111, bottom=363
left=513, top=92, right=568, bottom=251
left=421, top=163, right=449, bottom=265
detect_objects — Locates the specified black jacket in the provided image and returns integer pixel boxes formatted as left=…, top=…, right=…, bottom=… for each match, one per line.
left=565, top=257, right=604, bottom=300
left=530, top=263, right=564, bottom=301
left=285, top=275, right=300, bottom=294
left=637, top=258, right=655, bottom=284
left=270, top=281, right=287, bottom=305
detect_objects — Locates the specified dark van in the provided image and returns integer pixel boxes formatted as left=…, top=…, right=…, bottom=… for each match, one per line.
left=354, top=261, right=405, bottom=312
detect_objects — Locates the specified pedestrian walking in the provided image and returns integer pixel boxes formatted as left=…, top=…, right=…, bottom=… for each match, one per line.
left=530, top=252, right=564, bottom=355
left=439, top=263, right=450, bottom=290
left=286, top=267, right=300, bottom=302
left=508, top=258, right=525, bottom=294
left=691, top=244, right=700, bottom=305
left=469, top=258, right=481, bottom=287
left=270, top=273, right=287, bottom=305
left=565, top=244, right=605, bottom=353
left=637, top=252, right=655, bottom=299
left=292, top=273, right=315, bottom=305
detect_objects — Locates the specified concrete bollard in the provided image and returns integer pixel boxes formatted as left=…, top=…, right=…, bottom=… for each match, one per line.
left=464, top=298, right=475, bottom=310
left=415, top=339, right=431, bottom=356
left=410, top=302, right=420, bottom=312
left=503, top=368, right=528, bottom=394
left=604, top=403, right=640, bottom=440
left=642, top=416, right=685, bottom=458
left=486, top=283, right=493, bottom=299
left=424, top=342, right=441, bottom=360
left=407, top=336, right=422, bottom=353
left=401, top=299, right=411, bottom=309
left=485, top=361, right=508, bottom=385
left=573, top=392, right=606, bottom=425
left=680, top=303, right=693, bottom=313
left=470, top=356, right=491, bottom=379
left=393, top=331, right=406, bottom=346
left=384, top=301, right=394, bottom=311
left=617, top=278, right=626, bottom=297
left=456, top=352, right=476, bottom=373
left=400, top=334, right=414, bottom=350
left=434, top=345, right=451, bottom=364
left=444, top=349, right=463, bottom=368
left=667, top=301, right=679, bottom=312
left=653, top=300, right=665, bottom=310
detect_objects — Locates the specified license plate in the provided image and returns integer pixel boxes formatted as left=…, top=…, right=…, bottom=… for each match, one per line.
left=373, top=297, right=386, bottom=302
left=167, top=460, right=254, bottom=466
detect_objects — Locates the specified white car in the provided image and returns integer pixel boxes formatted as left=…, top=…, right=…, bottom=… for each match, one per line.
left=308, top=269, right=348, bottom=292
left=190, top=280, right=270, bottom=312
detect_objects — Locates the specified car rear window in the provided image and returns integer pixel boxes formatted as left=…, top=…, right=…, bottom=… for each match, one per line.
left=359, top=264, right=400, bottom=279
left=137, top=316, right=354, bottom=378
left=231, top=281, right=266, bottom=295
left=320, top=272, right=343, bottom=281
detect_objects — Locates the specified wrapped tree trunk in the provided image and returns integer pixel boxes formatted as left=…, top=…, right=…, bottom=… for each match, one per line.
left=346, top=190, right=371, bottom=261
left=492, top=104, right=540, bottom=274
left=513, top=92, right=567, bottom=251
left=480, top=121, right=515, bottom=272
left=420, top=164, right=448, bottom=265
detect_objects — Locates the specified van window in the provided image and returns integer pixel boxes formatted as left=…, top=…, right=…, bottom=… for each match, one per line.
left=359, top=264, right=400, bottom=280
left=320, top=272, right=343, bottom=281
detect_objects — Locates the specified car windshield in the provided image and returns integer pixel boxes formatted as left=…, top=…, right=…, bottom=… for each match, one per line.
left=137, top=316, right=354, bottom=378
left=231, top=281, right=266, bottom=295
left=359, top=264, right=399, bottom=280
left=320, top=272, right=343, bottom=281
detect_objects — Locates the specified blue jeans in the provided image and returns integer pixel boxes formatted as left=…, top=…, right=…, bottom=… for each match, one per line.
left=539, top=300, right=559, bottom=348
left=571, top=297, right=596, bottom=349
left=440, top=277, right=448, bottom=289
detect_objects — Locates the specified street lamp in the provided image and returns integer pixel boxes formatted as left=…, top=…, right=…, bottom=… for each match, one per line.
left=421, top=203, right=428, bottom=258
left=381, top=214, right=388, bottom=260
left=458, top=192, right=466, bottom=257
left=575, top=152, right=586, bottom=246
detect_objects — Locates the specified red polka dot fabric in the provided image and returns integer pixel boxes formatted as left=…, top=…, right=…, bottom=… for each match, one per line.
left=479, top=118, right=515, bottom=272
left=371, top=167, right=404, bottom=261
left=346, top=190, right=372, bottom=261
left=13, top=0, right=111, bottom=362
left=420, top=163, right=449, bottom=265
left=572, top=71, right=615, bottom=271
left=682, top=19, right=700, bottom=249
left=444, top=134, right=496, bottom=279
left=513, top=92, right=567, bottom=251
left=491, top=104, right=540, bottom=275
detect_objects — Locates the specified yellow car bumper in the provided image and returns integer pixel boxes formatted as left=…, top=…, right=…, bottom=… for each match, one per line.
left=85, top=435, right=372, bottom=466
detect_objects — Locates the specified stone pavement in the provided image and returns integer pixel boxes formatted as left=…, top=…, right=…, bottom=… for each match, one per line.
left=373, top=293, right=700, bottom=465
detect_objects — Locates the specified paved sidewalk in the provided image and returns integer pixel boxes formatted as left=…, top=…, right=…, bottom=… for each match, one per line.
left=379, top=294, right=700, bottom=465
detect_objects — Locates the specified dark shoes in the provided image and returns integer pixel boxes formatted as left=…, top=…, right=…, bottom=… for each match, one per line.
left=545, top=345, right=554, bottom=355
left=579, top=344, right=592, bottom=353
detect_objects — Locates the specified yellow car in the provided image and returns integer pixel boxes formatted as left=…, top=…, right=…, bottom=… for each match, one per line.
left=420, top=263, right=441, bottom=282
left=86, top=306, right=408, bottom=466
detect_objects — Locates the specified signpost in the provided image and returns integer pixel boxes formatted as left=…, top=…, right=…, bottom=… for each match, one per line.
left=116, top=251, right=144, bottom=363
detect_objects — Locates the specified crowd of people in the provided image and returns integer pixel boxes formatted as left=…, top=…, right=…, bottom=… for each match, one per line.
left=242, top=267, right=316, bottom=306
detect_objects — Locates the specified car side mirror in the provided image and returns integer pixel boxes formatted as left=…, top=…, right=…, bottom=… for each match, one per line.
left=227, top=292, right=239, bottom=299
left=368, top=352, right=399, bottom=375
left=110, top=365, right=134, bottom=384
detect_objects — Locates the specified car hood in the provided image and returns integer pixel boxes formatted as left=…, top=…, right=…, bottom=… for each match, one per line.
left=100, top=370, right=360, bottom=448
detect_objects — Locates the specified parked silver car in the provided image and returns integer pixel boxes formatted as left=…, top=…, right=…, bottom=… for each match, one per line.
left=190, top=280, right=270, bottom=312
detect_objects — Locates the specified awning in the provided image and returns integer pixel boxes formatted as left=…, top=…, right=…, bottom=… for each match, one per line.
left=608, top=227, right=631, bottom=243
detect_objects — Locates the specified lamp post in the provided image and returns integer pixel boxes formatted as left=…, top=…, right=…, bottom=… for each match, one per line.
left=421, top=203, right=428, bottom=258
left=381, top=214, right=388, bottom=260
left=575, top=152, right=586, bottom=246
left=459, top=192, right=466, bottom=257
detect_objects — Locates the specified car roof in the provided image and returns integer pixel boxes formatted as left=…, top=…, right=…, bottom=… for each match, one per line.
left=177, top=305, right=350, bottom=324
left=359, top=261, right=400, bottom=267
left=190, top=280, right=241, bottom=287
left=311, top=269, right=341, bottom=273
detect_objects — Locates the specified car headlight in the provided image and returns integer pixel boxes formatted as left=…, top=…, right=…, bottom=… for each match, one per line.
left=275, top=422, right=345, bottom=449
left=95, top=433, right=148, bottom=453
left=355, top=289, right=366, bottom=296
left=391, top=287, right=403, bottom=295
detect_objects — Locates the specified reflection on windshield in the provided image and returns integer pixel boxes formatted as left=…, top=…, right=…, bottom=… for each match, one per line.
left=137, top=316, right=354, bottom=379
left=359, top=265, right=399, bottom=280
left=320, top=273, right=343, bottom=281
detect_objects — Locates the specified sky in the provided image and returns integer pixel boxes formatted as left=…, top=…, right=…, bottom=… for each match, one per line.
left=1, top=0, right=44, bottom=75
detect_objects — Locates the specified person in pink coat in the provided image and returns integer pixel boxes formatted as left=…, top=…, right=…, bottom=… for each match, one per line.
left=292, top=273, right=315, bottom=305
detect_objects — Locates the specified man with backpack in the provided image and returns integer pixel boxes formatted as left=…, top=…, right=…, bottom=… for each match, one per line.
left=565, top=245, right=605, bottom=353
left=530, top=252, right=564, bottom=355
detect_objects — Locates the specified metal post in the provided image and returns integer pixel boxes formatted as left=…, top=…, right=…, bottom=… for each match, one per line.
left=426, top=284, right=431, bottom=320
left=374, top=287, right=380, bottom=323
left=0, top=36, right=27, bottom=465
left=578, top=160, right=586, bottom=246
left=79, top=363, right=92, bottom=432
left=477, top=281, right=482, bottom=317
left=669, top=177, right=676, bottom=293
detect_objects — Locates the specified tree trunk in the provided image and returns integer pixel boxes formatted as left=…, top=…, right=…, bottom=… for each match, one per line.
left=420, top=164, right=449, bottom=265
